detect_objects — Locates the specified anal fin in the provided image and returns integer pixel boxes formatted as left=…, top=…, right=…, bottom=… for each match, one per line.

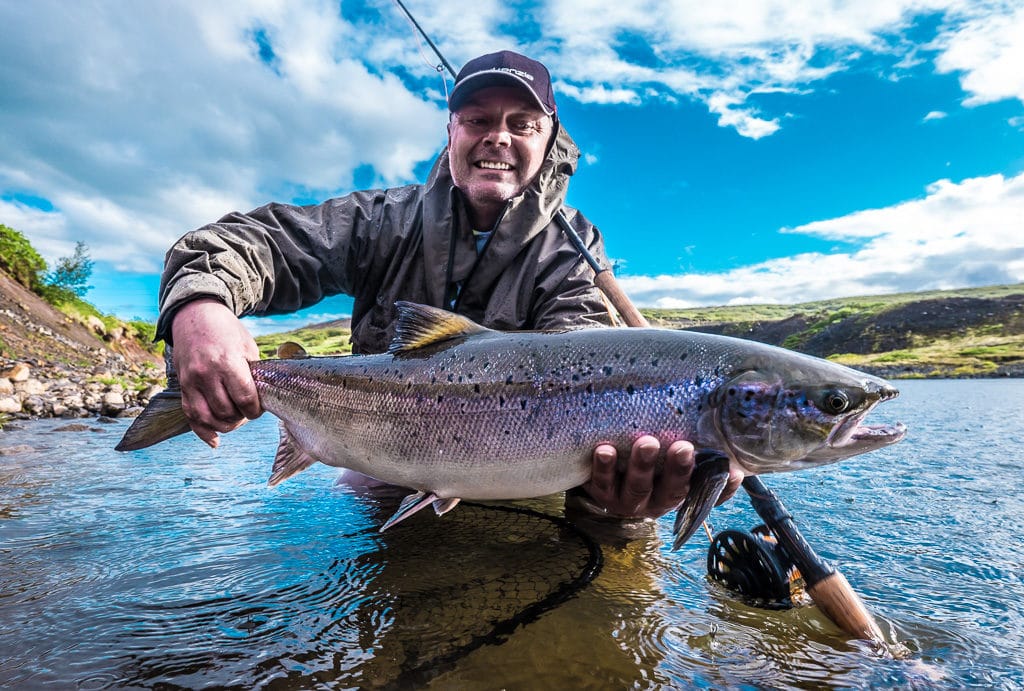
left=671, top=451, right=731, bottom=550
left=267, top=422, right=318, bottom=487
left=432, top=497, right=461, bottom=516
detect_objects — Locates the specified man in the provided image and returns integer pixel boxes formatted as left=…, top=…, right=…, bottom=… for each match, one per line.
left=156, top=51, right=741, bottom=520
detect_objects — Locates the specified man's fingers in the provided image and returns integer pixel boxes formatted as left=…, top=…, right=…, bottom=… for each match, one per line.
left=585, top=444, right=617, bottom=501
left=648, top=440, right=695, bottom=515
left=717, top=465, right=745, bottom=506
left=620, top=436, right=658, bottom=513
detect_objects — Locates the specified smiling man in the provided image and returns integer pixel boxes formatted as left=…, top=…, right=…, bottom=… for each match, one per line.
left=156, top=50, right=740, bottom=523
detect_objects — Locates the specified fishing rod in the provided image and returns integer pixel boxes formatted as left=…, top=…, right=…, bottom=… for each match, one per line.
left=392, top=0, right=886, bottom=646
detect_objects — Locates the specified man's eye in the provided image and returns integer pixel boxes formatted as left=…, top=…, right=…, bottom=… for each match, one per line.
left=511, top=121, right=537, bottom=133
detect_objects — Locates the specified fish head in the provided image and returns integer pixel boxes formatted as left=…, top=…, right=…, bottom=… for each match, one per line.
left=711, top=355, right=906, bottom=474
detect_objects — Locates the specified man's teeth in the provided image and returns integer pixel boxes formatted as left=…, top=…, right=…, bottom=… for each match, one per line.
left=477, top=161, right=513, bottom=170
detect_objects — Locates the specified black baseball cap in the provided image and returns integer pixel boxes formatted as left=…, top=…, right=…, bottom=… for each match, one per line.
left=448, top=50, right=556, bottom=116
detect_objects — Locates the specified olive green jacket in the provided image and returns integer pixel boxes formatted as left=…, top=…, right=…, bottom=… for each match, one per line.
left=156, top=125, right=612, bottom=354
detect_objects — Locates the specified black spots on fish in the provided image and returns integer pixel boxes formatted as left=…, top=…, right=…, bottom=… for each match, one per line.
left=586, top=383, right=594, bottom=395
left=467, top=355, right=476, bottom=362
left=602, top=366, right=613, bottom=376
left=436, top=394, right=444, bottom=404
left=679, top=353, right=688, bottom=362
left=499, top=394, right=506, bottom=407
left=631, top=421, right=639, bottom=429
left=571, top=373, right=580, bottom=382
left=651, top=358, right=659, bottom=367
left=675, top=406, right=684, bottom=415
left=667, top=386, right=675, bottom=398
left=473, top=383, right=481, bottom=394
left=447, top=373, right=454, bottom=383
left=626, top=384, right=636, bottom=395
left=430, top=375, right=437, bottom=384
left=520, top=399, right=528, bottom=411
left=505, top=374, right=514, bottom=385
left=628, top=355, right=636, bottom=365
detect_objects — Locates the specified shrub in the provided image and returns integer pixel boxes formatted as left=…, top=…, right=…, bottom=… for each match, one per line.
left=0, top=224, right=46, bottom=290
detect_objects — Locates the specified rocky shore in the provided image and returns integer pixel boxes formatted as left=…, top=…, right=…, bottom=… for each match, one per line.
left=0, top=355, right=162, bottom=421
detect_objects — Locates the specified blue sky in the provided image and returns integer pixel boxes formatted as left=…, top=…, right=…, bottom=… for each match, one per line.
left=2, top=1, right=1022, bottom=335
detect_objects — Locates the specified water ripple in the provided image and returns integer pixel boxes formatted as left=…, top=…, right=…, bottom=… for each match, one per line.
left=2, top=382, right=1024, bottom=688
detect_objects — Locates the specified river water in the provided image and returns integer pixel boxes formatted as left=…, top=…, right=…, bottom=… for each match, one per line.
left=1, top=379, right=1022, bottom=689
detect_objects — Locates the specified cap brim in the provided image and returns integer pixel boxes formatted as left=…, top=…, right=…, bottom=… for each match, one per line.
left=448, top=71, right=554, bottom=116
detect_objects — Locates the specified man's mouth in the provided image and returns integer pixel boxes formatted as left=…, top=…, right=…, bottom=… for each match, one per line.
left=475, top=160, right=514, bottom=171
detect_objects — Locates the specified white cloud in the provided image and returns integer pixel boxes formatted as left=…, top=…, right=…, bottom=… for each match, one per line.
left=1, top=0, right=1022, bottom=325
left=534, top=1, right=1024, bottom=139
left=923, top=110, right=947, bottom=121
left=0, top=0, right=446, bottom=273
left=934, top=2, right=1024, bottom=106
left=0, top=200, right=69, bottom=262
left=619, top=172, right=1024, bottom=307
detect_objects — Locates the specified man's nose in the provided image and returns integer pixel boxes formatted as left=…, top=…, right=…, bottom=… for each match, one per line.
left=483, top=121, right=513, bottom=146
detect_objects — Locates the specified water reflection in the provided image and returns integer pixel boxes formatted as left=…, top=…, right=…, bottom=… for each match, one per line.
left=1, top=380, right=1023, bottom=688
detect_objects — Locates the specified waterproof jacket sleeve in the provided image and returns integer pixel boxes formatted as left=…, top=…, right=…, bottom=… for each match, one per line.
left=155, top=190, right=389, bottom=342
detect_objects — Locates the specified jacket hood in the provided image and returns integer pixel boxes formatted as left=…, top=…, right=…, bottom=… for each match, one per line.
left=419, top=123, right=581, bottom=309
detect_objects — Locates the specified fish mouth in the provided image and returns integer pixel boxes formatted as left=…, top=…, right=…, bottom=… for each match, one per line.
left=828, top=416, right=908, bottom=452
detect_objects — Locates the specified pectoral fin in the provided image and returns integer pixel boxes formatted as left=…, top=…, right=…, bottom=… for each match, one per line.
left=671, top=451, right=731, bottom=550
left=380, top=491, right=439, bottom=532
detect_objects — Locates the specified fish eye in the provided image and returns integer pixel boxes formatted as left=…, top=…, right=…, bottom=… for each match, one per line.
left=820, top=389, right=850, bottom=414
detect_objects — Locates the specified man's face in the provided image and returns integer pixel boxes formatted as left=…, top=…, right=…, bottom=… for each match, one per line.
left=447, top=86, right=553, bottom=226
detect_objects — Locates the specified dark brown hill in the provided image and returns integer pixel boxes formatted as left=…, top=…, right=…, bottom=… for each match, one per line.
left=0, top=269, right=160, bottom=371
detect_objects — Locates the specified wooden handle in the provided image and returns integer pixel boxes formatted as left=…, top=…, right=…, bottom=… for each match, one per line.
left=594, top=270, right=649, bottom=328
left=807, top=572, right=886, bottom=642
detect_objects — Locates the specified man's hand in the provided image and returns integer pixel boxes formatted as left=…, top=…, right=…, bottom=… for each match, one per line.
left=579, top=436, right=744, bottom=520
left=170, top=299, right=263, bottom=448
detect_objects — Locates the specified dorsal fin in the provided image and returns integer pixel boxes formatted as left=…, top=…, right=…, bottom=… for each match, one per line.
left=276, top=341, right=308, bottom=359
left=388, top=301, right=490, bottom=354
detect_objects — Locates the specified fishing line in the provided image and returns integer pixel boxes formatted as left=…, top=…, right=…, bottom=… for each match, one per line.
left=392, top=0, right=452, bottom=101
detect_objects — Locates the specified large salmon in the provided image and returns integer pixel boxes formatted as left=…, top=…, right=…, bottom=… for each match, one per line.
left=117, top=302, right=906, bottom=547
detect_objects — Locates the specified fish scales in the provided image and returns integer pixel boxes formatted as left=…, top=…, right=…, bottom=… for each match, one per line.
left=253, top=328, right=740, bottom=499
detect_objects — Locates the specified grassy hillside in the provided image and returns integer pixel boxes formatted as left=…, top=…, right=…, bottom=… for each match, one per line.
left=256, top=283, right=1024, bottom=379
left=647, top=283, right=1024, bottom=378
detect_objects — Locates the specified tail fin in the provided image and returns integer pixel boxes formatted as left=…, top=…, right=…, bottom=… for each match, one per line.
left=115, top=390, right=192, bottom=451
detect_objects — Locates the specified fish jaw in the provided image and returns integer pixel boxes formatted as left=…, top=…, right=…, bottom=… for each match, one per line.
left=715, top=364, right=906, bottom=474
